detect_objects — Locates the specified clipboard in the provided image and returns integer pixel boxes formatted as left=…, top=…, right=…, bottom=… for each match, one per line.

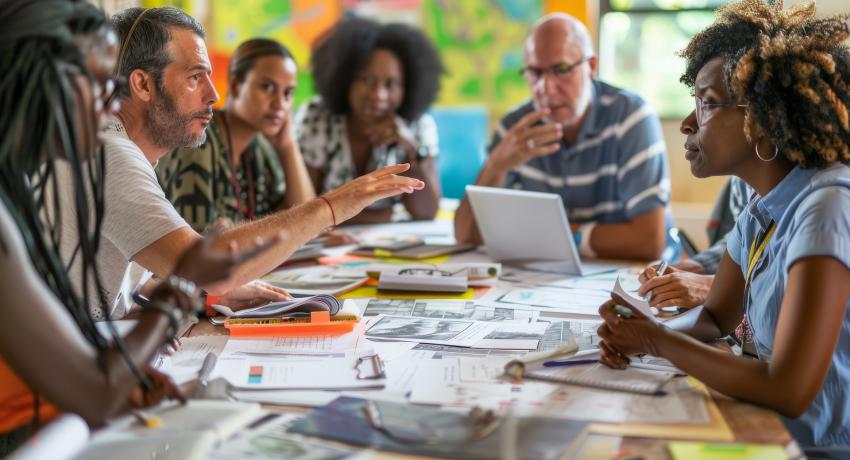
left=589, top=378, right=734, bottom=441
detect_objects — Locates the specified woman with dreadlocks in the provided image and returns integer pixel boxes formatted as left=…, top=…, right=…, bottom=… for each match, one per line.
left=595, top=0, right=850, bottom=449
left=0, top=1, right=277, bottom=454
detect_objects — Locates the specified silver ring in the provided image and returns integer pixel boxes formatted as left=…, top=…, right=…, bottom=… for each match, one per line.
left=526, top=139, right=535, bottom=149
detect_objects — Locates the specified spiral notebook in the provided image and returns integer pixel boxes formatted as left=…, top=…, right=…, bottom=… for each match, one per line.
left=516, top=362, right=673, bottom=396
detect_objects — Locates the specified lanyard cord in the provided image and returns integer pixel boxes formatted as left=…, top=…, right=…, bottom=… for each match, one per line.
left=737, top=220, right=777, bottom=352
left=218, top=112, right=256, bottom=220
left=745, top=220, right=777, bottom=287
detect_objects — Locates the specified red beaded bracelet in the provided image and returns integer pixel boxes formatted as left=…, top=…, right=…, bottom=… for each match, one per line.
left=204, top=293, right=218, bottom=317
left=319, top=195, right=336, bottom=228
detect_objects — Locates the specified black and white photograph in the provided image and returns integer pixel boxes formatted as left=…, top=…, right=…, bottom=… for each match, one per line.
left=412, top=301, right=472, bottom=319
left=362, top=299, right=417, bottom=317
left=471, top=321, right=550, bottom=350
left=469, top=306, right=516, bottom=322
left=482, top=328, right=543, bottom=341
left=366, top=316, right=472, bottom=342
left=363, top=299, right=537, bottom=323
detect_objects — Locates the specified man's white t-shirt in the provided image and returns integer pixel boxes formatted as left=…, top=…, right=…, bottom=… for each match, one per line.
left=53, top=118, right=187, bottom=319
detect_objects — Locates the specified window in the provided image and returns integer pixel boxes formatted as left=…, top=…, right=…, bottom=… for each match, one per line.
left=598, top=0, right=728, bottom=119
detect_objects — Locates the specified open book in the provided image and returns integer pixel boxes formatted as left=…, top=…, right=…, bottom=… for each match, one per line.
left=212, top=294, right=341, bottom=318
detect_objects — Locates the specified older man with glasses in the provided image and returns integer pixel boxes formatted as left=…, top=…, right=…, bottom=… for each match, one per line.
left=455, top=13, right=675, bottom=262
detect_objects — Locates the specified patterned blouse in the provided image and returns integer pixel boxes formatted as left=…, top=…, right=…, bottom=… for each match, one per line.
left=294, top=96, right=439, bottom=204
left=156, top=110, right=286, bottom=232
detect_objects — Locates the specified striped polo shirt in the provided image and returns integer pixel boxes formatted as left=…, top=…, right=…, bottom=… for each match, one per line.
left=493, top=80, right=677, bottom=259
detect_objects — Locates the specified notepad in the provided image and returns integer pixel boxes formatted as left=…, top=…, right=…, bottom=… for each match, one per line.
left=516, top=362, right=673, bottom=395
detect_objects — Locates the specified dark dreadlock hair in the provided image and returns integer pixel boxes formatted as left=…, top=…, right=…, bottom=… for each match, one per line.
left=679, top=0, right=850, bottom=169
left=0, top=0, right=152, bottom=426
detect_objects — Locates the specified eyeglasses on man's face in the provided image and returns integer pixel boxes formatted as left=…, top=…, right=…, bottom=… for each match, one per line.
left=519, top=57, right=591, bottom=83
left=694, top=95, right=748, bottom=126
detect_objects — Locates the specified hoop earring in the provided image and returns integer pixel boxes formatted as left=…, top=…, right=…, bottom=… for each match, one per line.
left=755, top=143, right=778, bottom=162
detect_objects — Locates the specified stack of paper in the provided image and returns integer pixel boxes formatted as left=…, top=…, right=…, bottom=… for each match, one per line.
left=362, top=299, right=539, bottom=324
left=364, top=314, right=548, bottom=350
left=262, top=266, right=367, bottom=296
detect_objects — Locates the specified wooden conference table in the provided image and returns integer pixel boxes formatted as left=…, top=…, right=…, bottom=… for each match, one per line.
left=185, top=217, right=796, bottom=458
left=188, top=310, right=796, bottom=459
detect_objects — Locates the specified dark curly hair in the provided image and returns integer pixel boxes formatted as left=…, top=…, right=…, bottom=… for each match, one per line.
left=679, top=0, right=850, bottom=168
left=310, top=16, right=443, bottom=122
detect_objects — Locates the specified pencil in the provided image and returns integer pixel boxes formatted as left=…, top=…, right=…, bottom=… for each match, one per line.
left=132, top=410, right=162, bottom=429
left=504, top=342, right=579, bottom=379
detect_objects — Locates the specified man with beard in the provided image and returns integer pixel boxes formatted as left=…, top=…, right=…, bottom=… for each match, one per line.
left=52, top=6, right=424, bottom=319
left=454, top=13, right=674, bottom=262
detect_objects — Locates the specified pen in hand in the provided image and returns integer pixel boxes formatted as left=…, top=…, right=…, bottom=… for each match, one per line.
left=655, top=260, right=669, bottom=277
left=612, top=303, right=634, bottom=319
left=198, top=353, right=217, bottom=386
left=643, top=260, right=668, bottom=301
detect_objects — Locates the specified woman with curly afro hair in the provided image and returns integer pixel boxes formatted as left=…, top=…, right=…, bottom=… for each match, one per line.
left=295, top=17, right=444, bottom=224
left=595, top=0, right=850, bottom=450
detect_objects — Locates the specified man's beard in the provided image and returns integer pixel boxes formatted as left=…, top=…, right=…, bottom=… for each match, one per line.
left=147, top=85, right=211, bottom=149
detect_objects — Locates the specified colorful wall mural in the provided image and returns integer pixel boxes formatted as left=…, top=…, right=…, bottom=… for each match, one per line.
left=142, top=0, right=589, bottom=120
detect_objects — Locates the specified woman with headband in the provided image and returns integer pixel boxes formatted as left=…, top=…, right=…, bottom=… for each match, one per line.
left=157, top=38, right=321, bottom=233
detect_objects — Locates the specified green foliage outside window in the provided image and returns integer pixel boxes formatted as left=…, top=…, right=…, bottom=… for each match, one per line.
left=599, top=0, right=728, bottom=118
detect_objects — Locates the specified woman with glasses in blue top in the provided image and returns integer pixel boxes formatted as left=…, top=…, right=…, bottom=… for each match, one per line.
left=596, top=0, right=850, bottom=450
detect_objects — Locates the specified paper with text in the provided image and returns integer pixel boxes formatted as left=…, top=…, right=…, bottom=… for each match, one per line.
left=612, top=276, right=654, bottom=317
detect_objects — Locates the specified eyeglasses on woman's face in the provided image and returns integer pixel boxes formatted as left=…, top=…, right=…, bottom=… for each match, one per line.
left=694, top=95, right=748, bottom=126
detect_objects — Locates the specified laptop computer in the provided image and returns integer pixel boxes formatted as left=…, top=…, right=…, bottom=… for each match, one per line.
left=465, top=185, right=623, bottom=276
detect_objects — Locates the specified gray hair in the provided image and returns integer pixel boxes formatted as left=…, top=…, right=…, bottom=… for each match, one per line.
left=111, top=6, right=205, bottom=97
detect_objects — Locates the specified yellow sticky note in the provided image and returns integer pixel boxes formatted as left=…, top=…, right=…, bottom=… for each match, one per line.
left=668, top=442, right=787, bottom=460
left=435, top=209, right=455, bottom=221
left=372, top=248, right=393, bottom=258
left=371, top=255, right=451, bottom=264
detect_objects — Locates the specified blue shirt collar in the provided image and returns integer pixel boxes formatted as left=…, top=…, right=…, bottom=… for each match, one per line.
left=747, top=166, right=817, bottom=229
left=574, top=80, right=602, bottom=143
